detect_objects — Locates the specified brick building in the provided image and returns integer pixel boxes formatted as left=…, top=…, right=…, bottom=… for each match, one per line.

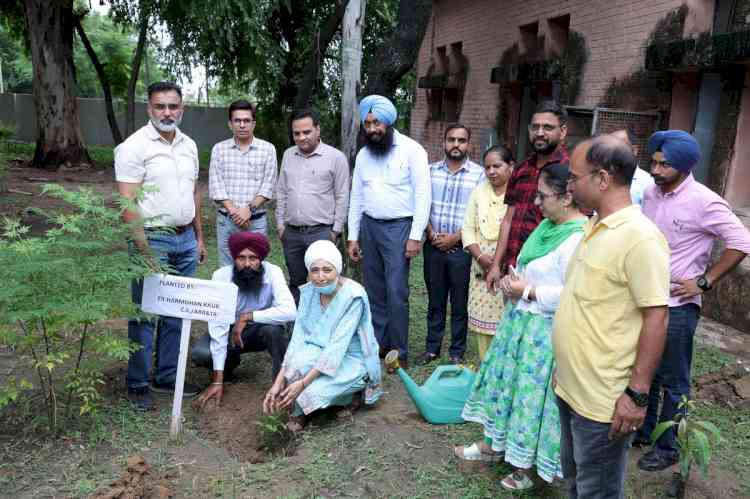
left=409, top=0, right=750, bottom=331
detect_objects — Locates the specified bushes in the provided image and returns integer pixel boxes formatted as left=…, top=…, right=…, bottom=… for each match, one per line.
left=0, top=185, right=153, bottom=430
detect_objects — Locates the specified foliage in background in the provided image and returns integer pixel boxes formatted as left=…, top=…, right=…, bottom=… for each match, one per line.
left=0, top=11, right=164, bottom=100
left=0, top=185, right=155, bottom=430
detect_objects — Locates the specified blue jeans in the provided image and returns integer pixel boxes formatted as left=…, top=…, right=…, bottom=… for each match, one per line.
left=637, top=303, right=700, bottom=457
left=360, top=215, right=411, bottom=360
left=216, top=212, right=267, bottom=268
left=127, top=227, right=199, bottom=389
left=558, top=397, right=633, bottom=499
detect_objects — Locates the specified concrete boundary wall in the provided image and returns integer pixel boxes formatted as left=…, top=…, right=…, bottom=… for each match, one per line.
left=0, top=93, right=230, bottom=149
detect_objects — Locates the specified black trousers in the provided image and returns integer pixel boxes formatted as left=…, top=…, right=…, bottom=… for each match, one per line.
left=422, top=242, right=471, bottom=357
left=191, top=322, right=289, bottom=380
left=281, top=224, right=332, bottom=305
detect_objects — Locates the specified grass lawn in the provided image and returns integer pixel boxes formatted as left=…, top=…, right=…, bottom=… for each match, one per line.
left=1, top=141, right=749, bottom=498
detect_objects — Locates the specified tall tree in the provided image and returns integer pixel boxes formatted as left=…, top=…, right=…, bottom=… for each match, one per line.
left=74, top=16, right=123, bottom=144
left=18, top=0, right=90, bottom=168
left=363, top=0, right=431, bottom=98
left=340, top=0, right=365, bottom=165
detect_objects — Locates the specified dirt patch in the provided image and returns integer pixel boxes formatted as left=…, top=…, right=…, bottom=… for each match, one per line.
left=694, top=360, right=750, bottom=409
left=91, top=455, right=174, bottom=499
left=193, top=379, right=295, bottom=463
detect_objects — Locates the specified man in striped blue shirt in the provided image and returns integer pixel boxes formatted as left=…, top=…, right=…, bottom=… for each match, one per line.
left=420, top=124, right=485, bottom=365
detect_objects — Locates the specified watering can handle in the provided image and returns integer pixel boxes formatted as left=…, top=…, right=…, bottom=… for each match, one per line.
left=437, top=365, right=465, bottom=378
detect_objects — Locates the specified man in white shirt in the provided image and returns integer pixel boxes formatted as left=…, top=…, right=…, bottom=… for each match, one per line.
left=115, top=81, right=207, bottom=411
left=193, top=232, right=296, bottom=408
left=347, top=95, right=431, bottom=371
left=611, top=128, right=655, bottom=206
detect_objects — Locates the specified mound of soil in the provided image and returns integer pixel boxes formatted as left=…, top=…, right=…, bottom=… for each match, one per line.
left=694, top=360, right=750, bottom=409
left=91, top=456, right=173, bottom=499
left=194, top=380, right=292, bottom=463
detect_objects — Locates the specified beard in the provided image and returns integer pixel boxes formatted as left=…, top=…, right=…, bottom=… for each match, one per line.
left=531, top=137, right=559, bottom=156
left=150, top=114, right=183, bottom=133
left=232, top=265, right=265, bottom=292
left=445, top=147, right=467, bottom=162
left=362, top=126, right=395, bottom=157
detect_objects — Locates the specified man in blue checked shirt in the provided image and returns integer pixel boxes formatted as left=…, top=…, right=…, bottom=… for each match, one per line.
left=419, top=124, right=485, bottom=365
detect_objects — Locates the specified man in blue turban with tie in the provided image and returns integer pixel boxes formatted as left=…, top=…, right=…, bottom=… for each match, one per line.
left=347, top=95, right=431, bottom=372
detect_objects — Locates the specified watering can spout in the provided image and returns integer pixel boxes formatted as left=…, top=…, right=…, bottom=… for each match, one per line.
left=385, top=350, right=430, bottom=412
left=385, top=349, right=475, bottom=425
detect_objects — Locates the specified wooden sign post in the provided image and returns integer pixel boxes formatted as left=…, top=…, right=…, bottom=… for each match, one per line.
left=141, top=273, right=238, bottom=437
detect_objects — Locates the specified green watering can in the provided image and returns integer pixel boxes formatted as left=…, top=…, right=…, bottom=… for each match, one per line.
left=385, top=350, right=476, bottom=424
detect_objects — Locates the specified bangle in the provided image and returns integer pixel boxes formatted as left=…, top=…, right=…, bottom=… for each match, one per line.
left=211, top=382, right=223, bottom=386
left=522, top=285, right=532, bottom=301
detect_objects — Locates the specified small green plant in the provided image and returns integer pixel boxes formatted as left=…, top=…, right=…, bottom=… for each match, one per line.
left=255, top=412, right=294, bottom=453
left=651, top=396, right=723, bottom=497
left=0, top=184, right=155, bottom=431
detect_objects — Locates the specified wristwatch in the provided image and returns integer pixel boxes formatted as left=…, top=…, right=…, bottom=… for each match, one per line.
left=624, top=386, right=649, bottom=407
left=696, top=274, right=712, bottom=292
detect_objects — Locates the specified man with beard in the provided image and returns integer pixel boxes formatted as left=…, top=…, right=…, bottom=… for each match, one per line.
left=347, top=95, right=430, bottom=371
left=209, top=99, right=277, bottom=267
left=192, top=232, right=296, bottom=408
left=419, top=124, right=484, bottom=365
left=276, top=107, right=350, bottom=304
left=116, top=81, right=207, bottom=411
left=486, top=101, right=569, bottom=293
left=635, top=131, right=750, bottom=473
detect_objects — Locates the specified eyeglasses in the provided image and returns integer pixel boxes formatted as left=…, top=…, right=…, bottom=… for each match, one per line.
left=567, top=170, right=601, bottom=184
left=528, top=124, right=559, bottom=133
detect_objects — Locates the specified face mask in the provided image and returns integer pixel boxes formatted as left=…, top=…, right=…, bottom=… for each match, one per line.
left=314, top=281, right=337, bottom=295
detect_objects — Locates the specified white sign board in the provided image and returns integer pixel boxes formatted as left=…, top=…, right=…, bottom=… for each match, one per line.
left=141, top=274, right=238, bottom=324
left=140, top=273, right=238, bottom=436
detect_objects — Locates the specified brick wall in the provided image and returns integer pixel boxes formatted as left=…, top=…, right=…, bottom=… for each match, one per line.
left=410, top=0, right=687, bottom=163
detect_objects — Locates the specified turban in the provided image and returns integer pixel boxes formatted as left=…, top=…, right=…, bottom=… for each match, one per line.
left=359, top=95, right=397, bottom=126
left=647, top=130, right=701, bottom=174
left=228, top=232, right=270, bottom=261
left=304, top=240, right=342, bottom=274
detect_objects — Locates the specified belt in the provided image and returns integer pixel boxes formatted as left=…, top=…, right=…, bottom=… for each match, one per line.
left=218, top=209, right=266, bottom=221
left=145, top=224, right=192, bottom=234
left=363, top=214, right=413, bottom=223
left=286, top=223, right=332, bottom=233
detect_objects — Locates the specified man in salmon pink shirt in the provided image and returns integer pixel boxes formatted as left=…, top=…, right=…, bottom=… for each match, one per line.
left=638, top=130, right=750, bottom=472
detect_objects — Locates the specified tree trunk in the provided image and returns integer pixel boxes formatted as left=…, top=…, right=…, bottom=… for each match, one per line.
left=293, top=0, right=350, bottom=110
left=340, top=0, right=365, bottom=167
left=126, top=9, right=148, bottom=138
left=340, top=0, right=366, bottom=279
left=74, top=17, right=123, bottom=145
left=363, top=0, right=432, bottom=98
left=23, top=0, right=90, bottom=170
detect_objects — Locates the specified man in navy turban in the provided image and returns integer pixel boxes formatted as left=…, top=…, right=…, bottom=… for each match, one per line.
left=636, top=130, right=750, bottom=472
left=347, top=95, right=431, bottom=372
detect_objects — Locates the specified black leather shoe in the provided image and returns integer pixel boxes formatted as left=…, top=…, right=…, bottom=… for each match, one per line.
left=637, top=450, right=678, bottom=472
left=418, top=352, right=439, bottom=366
left=151, top=381, right=201, bottom=398
left=127, top=386, right=154, bottom=412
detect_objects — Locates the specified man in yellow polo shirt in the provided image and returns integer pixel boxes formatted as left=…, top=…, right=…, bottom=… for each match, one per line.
left=553, top=136, right=669, bottom=499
